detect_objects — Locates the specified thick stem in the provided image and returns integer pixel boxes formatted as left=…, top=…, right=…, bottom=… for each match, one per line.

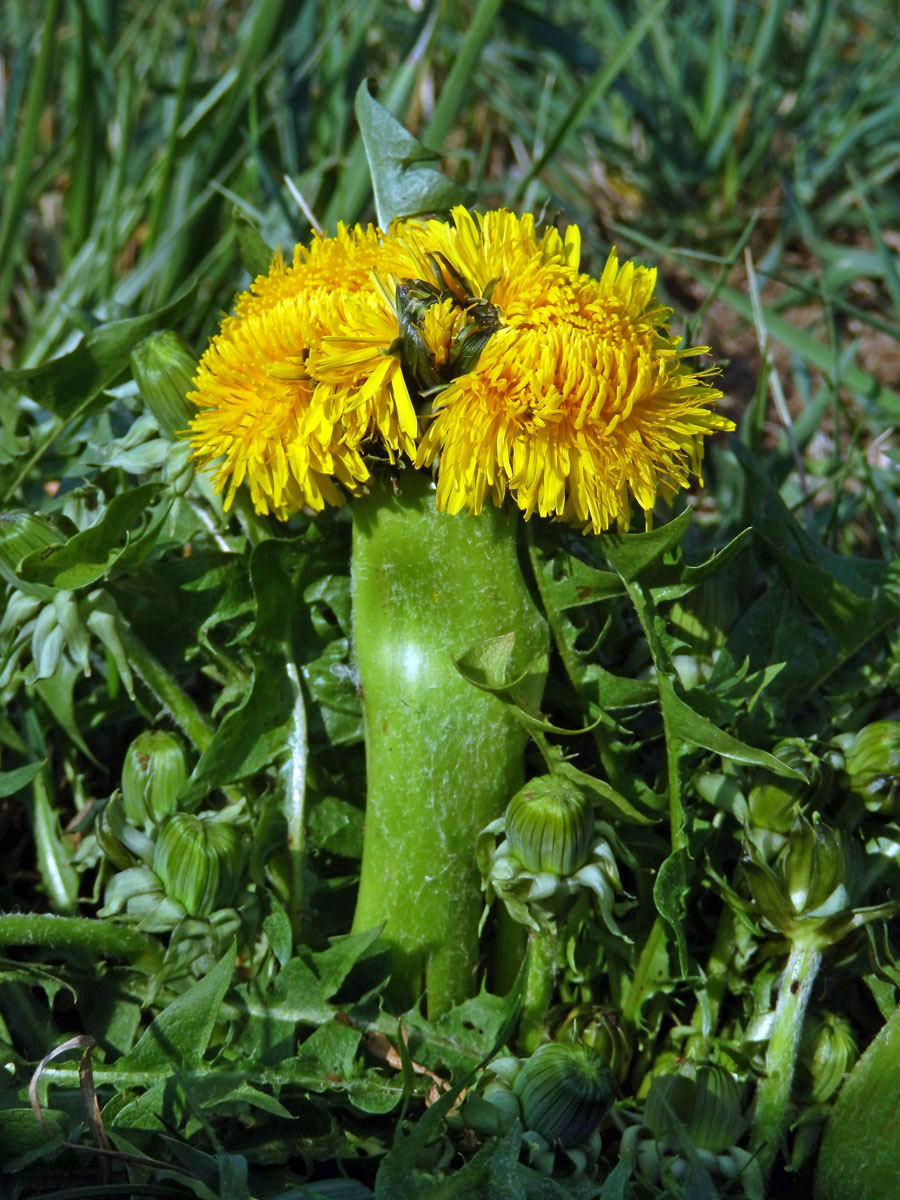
left=752, top=942, right=822, bottom=1181
left=350, top=472, right=547, bottom=1015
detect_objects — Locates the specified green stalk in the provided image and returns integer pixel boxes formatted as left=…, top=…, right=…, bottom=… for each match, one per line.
left=117, top=623, right=214, bottom=753
left=752, top=942, right=822, bottom=1181
left=518, top=926, right=560, bottom=1054
left=350, top=472, right=547, bottom=1015
left=0, top=913, right=160, bottom=967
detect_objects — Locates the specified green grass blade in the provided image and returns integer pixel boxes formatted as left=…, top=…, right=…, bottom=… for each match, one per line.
left=510, top=0, right=670, bottom=207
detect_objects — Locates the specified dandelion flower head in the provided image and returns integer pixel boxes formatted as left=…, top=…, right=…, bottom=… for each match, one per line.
left=187, top=221, right=427, bottom=517
left=414, top=207, right=733, bottom=532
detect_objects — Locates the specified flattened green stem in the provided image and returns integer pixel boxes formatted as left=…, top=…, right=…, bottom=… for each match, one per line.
left=752, top=942, right=822, bottom=1181
left=350, top=472, right=547, bottom=1015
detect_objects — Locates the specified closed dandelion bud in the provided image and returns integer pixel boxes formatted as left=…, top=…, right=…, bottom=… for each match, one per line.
left=121, top=730, right=188, bottom=827
left=556, top=1006, right=632, bottom=1082
left=153, top=813, right=244, bottom=917
left=840, top=722, right=900, bottom=814
left=0, top=511, right=62, bottom=599
left=130, top=331, right=198, bottom=439
left=644, top=1063, right=743, bottom=1154
left=512, top=1042, right=616, bottom=1146
left=783, top=817, right=845, bottom=917
left=505, top=775, right=594, bottom=876
left=799, top=1013, right=858, bottom=1105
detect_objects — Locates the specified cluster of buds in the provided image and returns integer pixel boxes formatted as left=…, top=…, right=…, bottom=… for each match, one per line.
left=461, top=1041, right=616, bottom=1175
left=476, top=774, right=625, bottom=935
left=97, top=729, right=247, bottom=935
left=620, top=1062, right=760, bottom=1194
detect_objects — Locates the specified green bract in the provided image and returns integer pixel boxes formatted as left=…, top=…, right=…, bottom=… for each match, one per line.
left=130, top=330, right=198, bottom=440
left=152, top=813, right=245, bottom=918
left=512, top=1042, right=616, bottom=1147
left=121, top=729, right=188, bottom=828
left=643, top=1063, right=744, bottom=1155
left=505, top=775, right=594, bottom=876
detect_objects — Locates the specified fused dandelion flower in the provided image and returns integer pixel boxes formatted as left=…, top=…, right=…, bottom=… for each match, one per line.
left=186, top=206, right=730, bottom=527
left=414, top=207, right=733, bottom=532
left=186, top=222, right=427, bottom=518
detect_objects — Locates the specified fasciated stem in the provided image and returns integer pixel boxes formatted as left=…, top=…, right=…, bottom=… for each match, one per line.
left=350, top=472, right=547, bottom=1015
left=752, top=942, right=822, bottom=1181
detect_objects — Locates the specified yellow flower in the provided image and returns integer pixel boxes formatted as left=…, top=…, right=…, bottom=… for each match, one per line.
left=415, top=208, right=733, bottom=532
left=186, top=223, right=427, bottom=517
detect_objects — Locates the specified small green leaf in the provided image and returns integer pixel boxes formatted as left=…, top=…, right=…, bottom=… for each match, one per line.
left=599, top=507, right=693, bottom=582
left=355, top=80, right=471, bottom=229
left=119, top=942, right=237, bottom=1070
left=658, top=674, right=806, bottom=779
left=0, top=758, right=46, bottom=798
left=654, top=849, right=693, bottom=977
left=233, top=206, right=275, bottom=278
left=18, top=484, right=162, bottom=590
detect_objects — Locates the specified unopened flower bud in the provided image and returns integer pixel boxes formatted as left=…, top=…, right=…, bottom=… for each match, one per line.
left=512, top=1042, right=616, bottom=1146
left=130, top=331, right=198, bottom=439
left=121, top=730, right=188, bottom=827
left=840, top=722, right=900, bottom=814
left=505, top=775, right=594, bottom=877
left=799, top=1013, right=859, bottom=1105
left=643, top=1063, right=743, bottom=1154
left=153, top=813, right=244, bottom=917
left=783, top=817, right=845, bottom=917
left=0, top=512, right=62, bottom=599
left=555, top=1006, right=632, bottom=1082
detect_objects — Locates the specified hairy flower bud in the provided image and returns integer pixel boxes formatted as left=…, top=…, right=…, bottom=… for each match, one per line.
left=512, top=1042, right=616, bottom=1146
left=121, top=730, right=188, bottom=827
left=153, top=813, right=244, bottom=917
left=839, top=722, right=900, bottom=814
left=643, top=1063, right=743, bottom=1154
left=505, top=775, right=594, bottom=877
left=130, top=331, right=198, bottom=439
